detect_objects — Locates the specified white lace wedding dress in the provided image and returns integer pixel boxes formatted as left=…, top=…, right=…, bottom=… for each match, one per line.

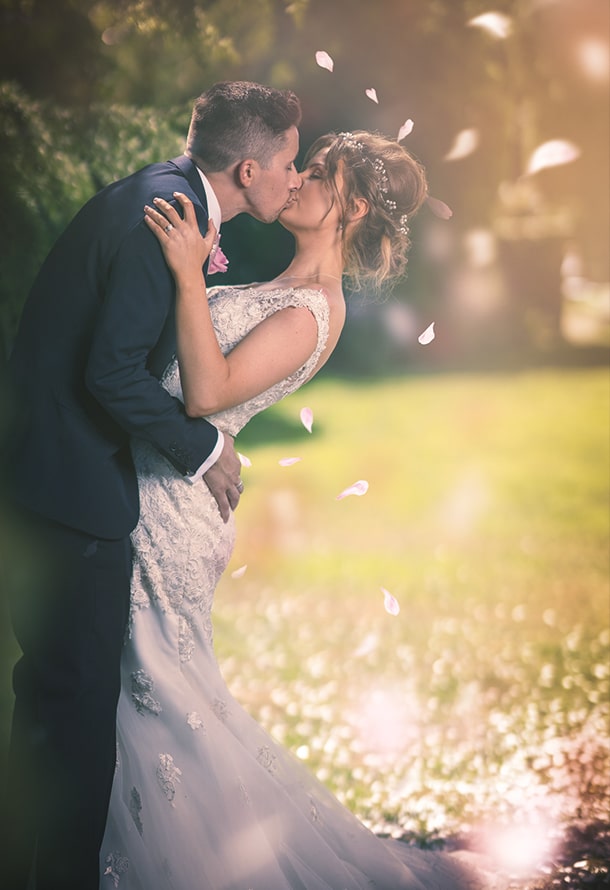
left=100, top=285, right=487, bottom=890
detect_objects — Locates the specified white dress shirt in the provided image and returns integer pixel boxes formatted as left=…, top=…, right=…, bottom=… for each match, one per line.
left=186, top=166, right=225, bottom=482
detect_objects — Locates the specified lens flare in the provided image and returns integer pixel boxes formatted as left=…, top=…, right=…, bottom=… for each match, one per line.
left=481, top=821, right=556, bottom=874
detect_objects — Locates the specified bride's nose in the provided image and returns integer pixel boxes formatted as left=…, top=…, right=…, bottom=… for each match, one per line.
left=291, top=170, right=303, bottom=191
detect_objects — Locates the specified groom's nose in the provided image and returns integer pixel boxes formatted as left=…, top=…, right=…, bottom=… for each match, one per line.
left=290, top=168, right=303, bottom=191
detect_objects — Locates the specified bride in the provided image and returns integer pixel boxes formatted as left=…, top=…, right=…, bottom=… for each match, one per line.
left=100, top=131, right=484, bottom=889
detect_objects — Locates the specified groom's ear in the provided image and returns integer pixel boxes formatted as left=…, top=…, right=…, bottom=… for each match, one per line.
left=236, top=159, right=257, bottom=189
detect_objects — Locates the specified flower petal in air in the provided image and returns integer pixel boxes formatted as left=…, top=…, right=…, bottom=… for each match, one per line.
left=300, top=406, right=314, bottom=433
left=525, top=139, right=580, bottom=175
left=315, top=51, right=334, bottom=72
left=279, top=457, right=302, bottom=467
left=426, top=196, right=453, bottom=219
left=365, top=88, right=379, bottom=104
left=336, top=480, right=369, bottom=500
left=237, top=452, right=252, bottom=468
left=444, top=128, right=479, bottom=161
left=418, top=322, right=435, bottom=345
left=467, top=12, right=512, bottom=40
left=397, top=119, right=414, bottom=142
left=231, top=565, right=247, bottom=579
left=382, top=587, right=400, bottom=616
left=354, top=633, right=378, bottom=657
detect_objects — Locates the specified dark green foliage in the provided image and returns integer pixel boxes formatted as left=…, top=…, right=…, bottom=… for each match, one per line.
left=0, top=83, right=186, bottom=360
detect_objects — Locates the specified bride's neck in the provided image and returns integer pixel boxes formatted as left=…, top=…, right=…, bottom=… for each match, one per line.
left=274, top=238, right=343, bottom=286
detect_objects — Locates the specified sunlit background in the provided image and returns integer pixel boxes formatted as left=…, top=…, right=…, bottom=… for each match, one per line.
left=0, top=2, right=608, bottom=887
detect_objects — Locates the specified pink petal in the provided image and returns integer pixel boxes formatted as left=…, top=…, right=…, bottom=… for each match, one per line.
left=525, top=139, right=580, bottom=175
left=467, top=12, right=512, bottom=40
left=237, top=452, right=252, bottom=468
left=300, top=406, right=313, bottom=433
left=279, top=457, right=302, bottom=467
left=443, top=128, right=479, bottom=161
left=365, top=88, right=379, bottom=104
left=397, top=119, right=414, bottom=142
left=315, top=50, right=334, bottom=72
left=336, top=479, right=369, bottom=500
left=426, top=196, right=453, bottom=219
left=231, top=565, right=248, bottom=579
left=381, top=587, right=400, bottom=616
left=418, top=322, right=435, bottom=345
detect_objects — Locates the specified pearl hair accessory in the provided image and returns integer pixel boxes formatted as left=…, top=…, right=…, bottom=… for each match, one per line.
left=337, top=132, right=410, bottom=236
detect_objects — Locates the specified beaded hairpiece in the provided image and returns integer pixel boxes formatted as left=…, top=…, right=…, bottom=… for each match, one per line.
left=337, top=132, right=410, bottom=236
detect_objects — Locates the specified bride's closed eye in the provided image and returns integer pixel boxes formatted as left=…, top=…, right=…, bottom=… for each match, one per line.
left=305, top=165, right=326, bottom=180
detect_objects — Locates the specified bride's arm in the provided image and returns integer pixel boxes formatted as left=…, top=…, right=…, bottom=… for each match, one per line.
left=145, top=193, right=319, bottom=416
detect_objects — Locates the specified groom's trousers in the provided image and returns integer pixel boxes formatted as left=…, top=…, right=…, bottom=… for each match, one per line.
left=2, top=510, right=131, bottom=890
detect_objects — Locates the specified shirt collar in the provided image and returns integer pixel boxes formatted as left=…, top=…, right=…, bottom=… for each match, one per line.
left=195, top=167, right=222, bottom=233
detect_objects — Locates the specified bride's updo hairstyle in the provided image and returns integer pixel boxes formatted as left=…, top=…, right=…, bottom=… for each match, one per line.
left=304, top=130, right=428, bottom=289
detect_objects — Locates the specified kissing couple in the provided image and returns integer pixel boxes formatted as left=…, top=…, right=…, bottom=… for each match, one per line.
left=4, top=80, right=490, bottom=889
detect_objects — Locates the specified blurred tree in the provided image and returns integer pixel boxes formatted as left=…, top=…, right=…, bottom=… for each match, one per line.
left=0, top=0, right=607, bottom=361
left=0, top=0, right=110, bottom=105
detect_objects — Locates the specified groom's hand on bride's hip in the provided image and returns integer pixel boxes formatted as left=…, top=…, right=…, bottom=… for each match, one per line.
left=203, top=434, right=243, bottom=522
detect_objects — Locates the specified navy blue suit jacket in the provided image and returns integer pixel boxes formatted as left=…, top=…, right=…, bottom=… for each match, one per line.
left=8, top=155, right=219, bottom=539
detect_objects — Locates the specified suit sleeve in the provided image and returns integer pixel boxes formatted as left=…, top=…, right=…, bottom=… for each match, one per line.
left=85, top=210, right=218, bottom=476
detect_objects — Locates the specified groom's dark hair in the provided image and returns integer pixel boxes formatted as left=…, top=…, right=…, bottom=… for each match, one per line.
left=186, top=81, right=301, bottom=172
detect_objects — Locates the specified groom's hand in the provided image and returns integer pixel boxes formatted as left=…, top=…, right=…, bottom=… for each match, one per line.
left=202, top=434, right=243, bottom=522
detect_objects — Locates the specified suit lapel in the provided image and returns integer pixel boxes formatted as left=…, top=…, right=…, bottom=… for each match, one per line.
left=168, top=155, right=208, bottom=209
left=148, top=156, right=210, bottom=379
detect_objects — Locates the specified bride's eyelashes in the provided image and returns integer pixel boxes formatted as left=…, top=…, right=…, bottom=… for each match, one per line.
left=304, top=165, right=325, bottom=180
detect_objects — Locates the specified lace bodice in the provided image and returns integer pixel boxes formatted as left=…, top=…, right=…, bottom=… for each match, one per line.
left=128, top=283, right=331, bottom=656
left=161, top=284, right=330, bottom=436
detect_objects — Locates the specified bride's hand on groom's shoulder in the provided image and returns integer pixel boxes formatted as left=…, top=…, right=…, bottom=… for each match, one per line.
left=144, top=192, right=216, bottom=281
left=202, top=434, right=243, bottom=523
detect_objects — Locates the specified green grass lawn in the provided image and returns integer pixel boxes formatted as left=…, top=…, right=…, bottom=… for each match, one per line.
left=211, top=366, right=609, bottom=879
left=1, top=366, right=608, bottom=882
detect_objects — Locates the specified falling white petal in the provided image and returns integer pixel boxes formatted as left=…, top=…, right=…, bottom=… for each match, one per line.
left=418, top=322, right=435, bottom=345
left=354, top=633, right=379, bottom=657
left=577, top=38, right=610, bottom=84
left=444, top=128, right=479, bottom=161
left=336, top=480, right=369, bottom=500
left=300, top=407, right=313, bottom=433
left=397, top=119, right=414, bottom=142
left=525, top=139, right=581, bottom=175
left=231, top=565, right=248, bottom=579
left=382, top=587, right=400, bottom=616
left=315, top=50, right=334, bottom=72
left=365, top=88, right=379, bottom=104
left=279, top=457, right=302, bottom=467
left=467, top=12, right=513, bottom=40
left=237, top=452, right=252, bottom=468
left=426, top=196, right=453, bottom=219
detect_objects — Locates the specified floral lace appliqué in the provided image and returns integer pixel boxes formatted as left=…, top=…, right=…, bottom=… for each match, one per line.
left=186, top=711, right=205, bottom=731
left=256, top=745, right=278, bottom=775
left=212, top=697, right=229, bottom=723
left=157, top=753, right=182, bottom=804
left=178, top=613, right=196, bottom=663
left=129, top=786, right=144, bottom=836
left=131, top=669, right=162, bottom=716
left=309, top=795, right=321, bottom=823
left=103, top=852, right=129, bottom=887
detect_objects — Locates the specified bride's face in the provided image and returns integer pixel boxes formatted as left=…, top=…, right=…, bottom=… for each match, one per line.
left=279, top=148, right=343, bottom=234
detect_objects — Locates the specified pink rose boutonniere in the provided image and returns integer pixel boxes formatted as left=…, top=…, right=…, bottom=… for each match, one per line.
left=208, top=234, right=229, bottom=275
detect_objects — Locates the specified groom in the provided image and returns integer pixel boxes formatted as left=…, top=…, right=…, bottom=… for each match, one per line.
left=3, top=81, right=302, bottom=890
